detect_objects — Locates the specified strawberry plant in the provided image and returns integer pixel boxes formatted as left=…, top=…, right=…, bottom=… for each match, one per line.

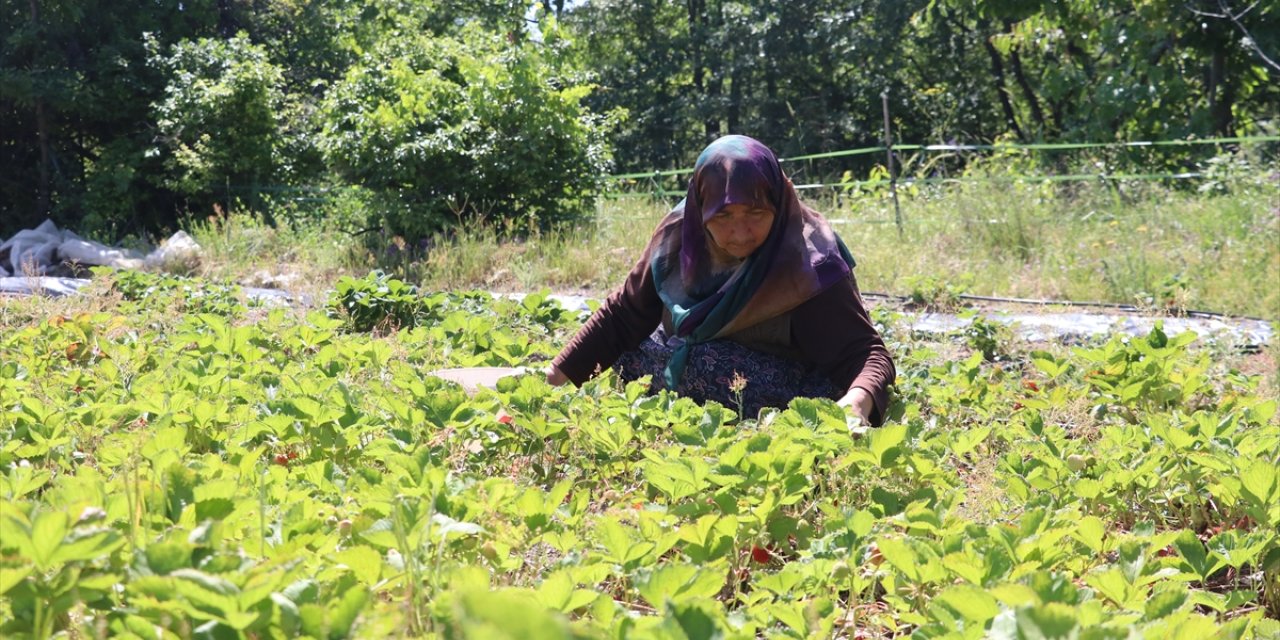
left=2, top=283, right=1278, bottom=636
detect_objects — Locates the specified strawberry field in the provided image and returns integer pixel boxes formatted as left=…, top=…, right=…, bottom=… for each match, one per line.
left=1, top=271, right=1278, bottom=639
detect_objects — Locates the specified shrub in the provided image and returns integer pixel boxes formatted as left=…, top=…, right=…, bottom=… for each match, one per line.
left=327, top=271, right=424, bottom=333
left=318, top=26, right=615, bottom=241
left=148, top=34, right=288, bottom=208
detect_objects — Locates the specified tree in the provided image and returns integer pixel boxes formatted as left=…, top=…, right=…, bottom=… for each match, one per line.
left=317, top=24, right=616, bottom=240
left=149, top=35, right=286, bottom=212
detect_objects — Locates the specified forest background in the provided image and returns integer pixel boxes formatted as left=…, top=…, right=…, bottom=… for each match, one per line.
left=1, top=0, right=1277, bottom=243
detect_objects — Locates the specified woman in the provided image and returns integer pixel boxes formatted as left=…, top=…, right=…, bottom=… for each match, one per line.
left=546, top=135, right=895, bottom=426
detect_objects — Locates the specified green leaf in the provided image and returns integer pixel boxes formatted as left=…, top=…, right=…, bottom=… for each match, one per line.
left=868, top=424, right=907, bottom=467
left=430, top=513, right=485, bottom=540
left=1172, top=529, right=1223, bottom=582
left=1143, top=587, right=1188, bottom=621
left=875, top=537, right=919, bottom=582
left=668, top=601, right=724, bottom=640
left=165, top=463, right=198, bottom=524
left=1016, top=603, right=1079, bottom=639
left=950, top=425, right=992, bottom=457
left=453, top=588, right=572, bottom=640
left=1239, top=459, right=1277, bottom=507
left=326, top=585, right=368, bottom=639
left=1073, top=478, right=1101, bottom=500
left=299, top=603, right=326, bottom=638
left=767, top=602, right=808, bottom=635
left=195, top=498, right=236, bottom=521
left=635, top=563, right=724, bottom=611
left=171, top=569, right=240, bottom=617
left=1072, top=516, right=1105, bottom=554
left=30, top=509, right=69, bottom=571
left=935, top=584, right=1000, bottom=623
left=0, top=563, right=32, bottom=596
left=50, top=527, right=124, bottom=565
left=334, top=546, right=382, bottom=586
left=1187, top=589, right=1256, bottom=613
left=1084, top=568, right=1141, bottom=610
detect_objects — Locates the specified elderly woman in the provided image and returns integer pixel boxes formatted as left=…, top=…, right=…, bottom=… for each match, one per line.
left=546, top=135, right=895, bottom=426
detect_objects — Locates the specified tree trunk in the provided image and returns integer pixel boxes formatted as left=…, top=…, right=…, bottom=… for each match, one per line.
left=688, top=0, right=703, bottom=95
left=1208, top=49, right=1234, bottom=135
left=1003, top=21, right=1048, bottom=138
left=217, top=0, right=237, bottom=38
left=29, top=0, right=50, bottom=217
left=981, top=35, right=1026, bottom=141
left=728, top=62, right=741, bottom=133
left=703, top=1, right=722, bottom=138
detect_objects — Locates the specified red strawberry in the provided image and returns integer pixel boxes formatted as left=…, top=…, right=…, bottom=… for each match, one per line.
left=496, top=410, right=513, bottom=425
left=750, top=545, right=773, bottom=564
left=1022, top=380, right=1039, bottom=392
left=286, top=450, right=298, bottom=460
left=1013, top=402, right=1024, bottom=411
left=274, top=453, right=290, bottom=466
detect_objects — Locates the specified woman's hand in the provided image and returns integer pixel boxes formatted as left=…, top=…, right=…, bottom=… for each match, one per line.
left=545, top=365, right=569, bottom=387
left=837, top=386, right=874, bottom=426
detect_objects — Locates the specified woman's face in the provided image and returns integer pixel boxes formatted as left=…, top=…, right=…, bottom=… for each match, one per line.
left=704, top=203, right=775, bottom=259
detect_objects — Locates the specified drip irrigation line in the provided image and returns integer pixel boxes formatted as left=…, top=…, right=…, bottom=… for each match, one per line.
left=858, top=291, right=1271, bottom=323
left=605, top=134, right=1280, bottom=181
left=605, top=169, right=1226, bottom=198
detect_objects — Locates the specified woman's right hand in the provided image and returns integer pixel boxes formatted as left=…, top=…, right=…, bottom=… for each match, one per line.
left=545, top=365, right=569, bottom=387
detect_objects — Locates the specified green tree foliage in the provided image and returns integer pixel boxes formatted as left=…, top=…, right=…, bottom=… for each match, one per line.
left=564, top=0, right=1278, bottom=172
left=0, top=0, right=1274, bottom=239
left=0, top=0, right=225, bottom=236
left=917, top=0, right=1279, bottom=143
left=318, top=24, right=615, bottom=239
left=149, top=35, right=286, bottom=205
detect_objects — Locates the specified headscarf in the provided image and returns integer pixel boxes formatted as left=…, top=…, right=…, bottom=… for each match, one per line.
left=647, top=135, right=855, bottom=388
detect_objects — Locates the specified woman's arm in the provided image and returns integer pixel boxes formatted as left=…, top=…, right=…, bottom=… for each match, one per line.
left=790, top=274, right=896, bottom=426
left=548, top=252, right=664, bottom=386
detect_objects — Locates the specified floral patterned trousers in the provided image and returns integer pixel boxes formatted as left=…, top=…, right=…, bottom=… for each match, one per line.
left=614, top=328, right=839, bottom=419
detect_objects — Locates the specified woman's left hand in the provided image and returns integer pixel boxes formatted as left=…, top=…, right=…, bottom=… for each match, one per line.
left=545, top=365, right=569, bottom=387
left=837, top=386, right=874, bottom=426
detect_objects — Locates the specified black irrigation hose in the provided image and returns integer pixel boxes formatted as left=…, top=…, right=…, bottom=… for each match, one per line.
left=859, top=291, right=1273, bottom=323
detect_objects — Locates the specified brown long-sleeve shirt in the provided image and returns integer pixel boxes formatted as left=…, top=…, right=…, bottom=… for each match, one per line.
left=552, top=253, right=897, bottom=426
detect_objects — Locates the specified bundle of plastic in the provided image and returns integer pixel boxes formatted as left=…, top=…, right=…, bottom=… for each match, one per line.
left=0, top=220, right=200, bottom=276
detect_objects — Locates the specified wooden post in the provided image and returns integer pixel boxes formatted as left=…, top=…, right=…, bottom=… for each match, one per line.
left=882, top=91, right=903, bottom=238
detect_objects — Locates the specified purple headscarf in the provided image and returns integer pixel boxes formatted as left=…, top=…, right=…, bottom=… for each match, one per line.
left=645, top=135, right=855, bottom=386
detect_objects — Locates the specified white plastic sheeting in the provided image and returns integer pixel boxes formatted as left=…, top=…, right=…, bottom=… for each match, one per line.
left=509, top=293, right=1274, bottom=348
left=0, top=220, right=200, bottom=276
left=1, top=280, right=1270, bottom=348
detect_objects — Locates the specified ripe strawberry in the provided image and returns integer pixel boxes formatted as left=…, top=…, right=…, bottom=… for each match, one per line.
left=274, top=453, right=290, bottom=466
left=286, top=450, right=298, bottom=460
left=1012, top=402, right=1024, bottom=411
left=496, top=410, right=514, bottom=425
left=1022, top=380, right=1039, bottom=392
left=750, top=545, right=773, bottom=564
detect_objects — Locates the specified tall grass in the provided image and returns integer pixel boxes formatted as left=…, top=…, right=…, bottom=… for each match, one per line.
left=189, top=174, right=1279, bottom=319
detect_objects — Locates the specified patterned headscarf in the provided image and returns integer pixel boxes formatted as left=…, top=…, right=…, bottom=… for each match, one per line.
left=647, top=135, right=855, bottom=388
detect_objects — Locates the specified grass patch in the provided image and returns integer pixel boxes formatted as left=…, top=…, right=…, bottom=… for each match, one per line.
left=178, top=176, right=1278, bottom=319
